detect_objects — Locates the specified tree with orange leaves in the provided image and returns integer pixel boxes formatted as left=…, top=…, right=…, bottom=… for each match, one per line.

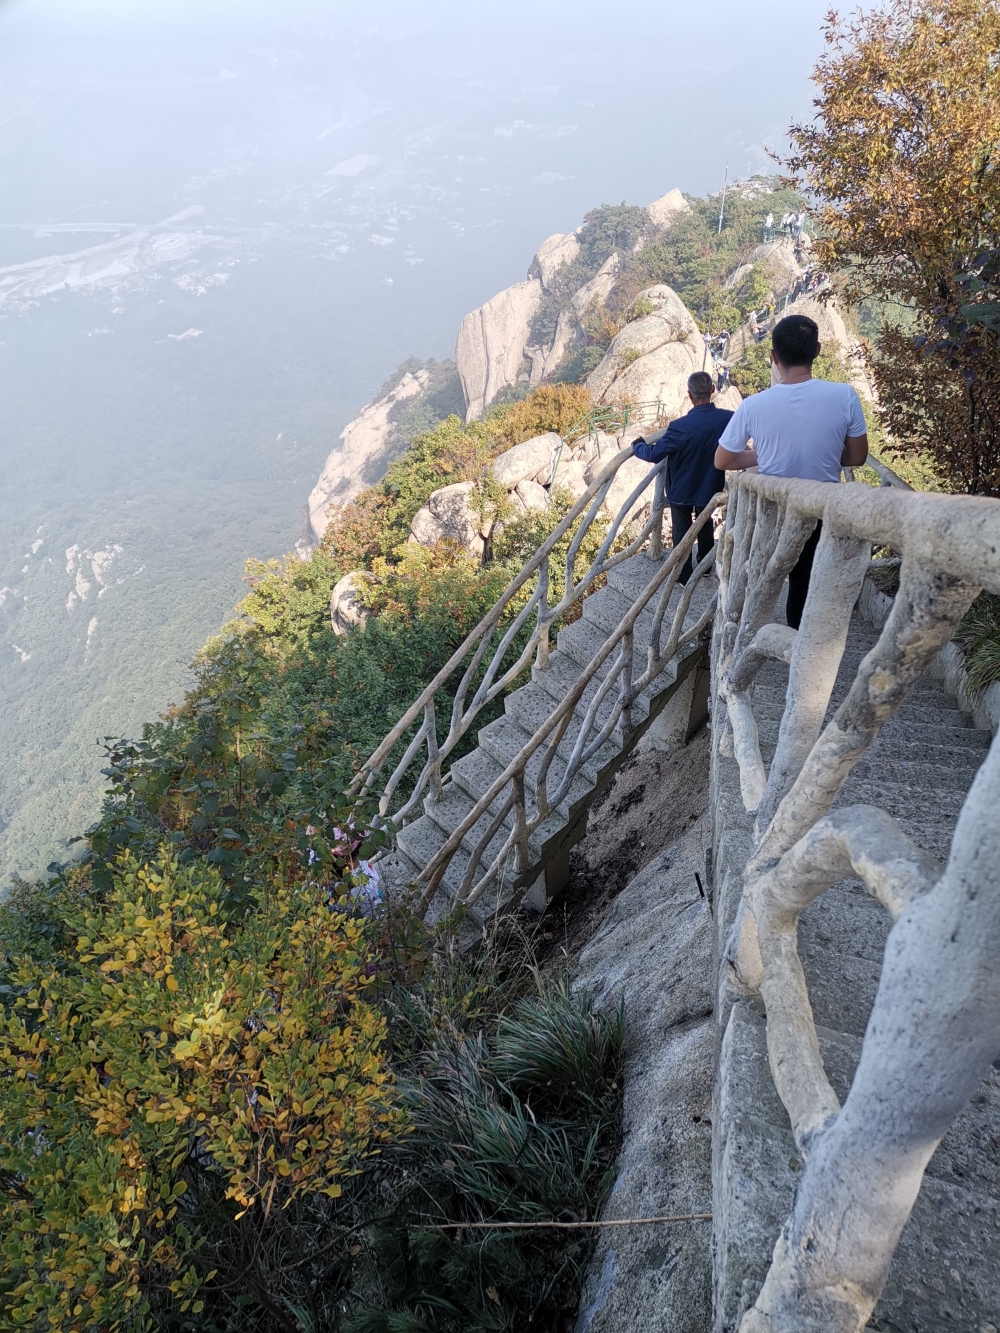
left=786, top=0, right=1000, bottom=493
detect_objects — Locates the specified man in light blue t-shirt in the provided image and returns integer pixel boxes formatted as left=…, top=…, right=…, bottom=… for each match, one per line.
left=715, top=314, right=869, bottom=627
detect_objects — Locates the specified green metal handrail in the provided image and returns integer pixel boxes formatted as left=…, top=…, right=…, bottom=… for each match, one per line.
left=548, top=399, right=671, bottom=485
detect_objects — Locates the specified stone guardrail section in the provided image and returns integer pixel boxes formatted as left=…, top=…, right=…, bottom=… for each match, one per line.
left=712, top=471, right=1000, bottom=1331
left=349, top=433, right=719, bottom=922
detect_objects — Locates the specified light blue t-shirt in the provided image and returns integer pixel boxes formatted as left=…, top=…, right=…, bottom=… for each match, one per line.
left=718, top=378, right=868, bottom=482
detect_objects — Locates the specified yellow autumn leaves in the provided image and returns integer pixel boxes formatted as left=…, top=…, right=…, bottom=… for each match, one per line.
left=0, top=854, right=401, bottom=1330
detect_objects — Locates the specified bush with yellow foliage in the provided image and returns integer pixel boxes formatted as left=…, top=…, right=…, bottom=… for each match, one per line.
left=0, top=853, right=399, bottom=1331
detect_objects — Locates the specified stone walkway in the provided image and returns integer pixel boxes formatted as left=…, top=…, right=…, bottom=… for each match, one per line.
left=576, top=582, right=1000, bottom=1332
left=387, top=553, right=712, bottom=925
left=715, top=604, right=999, bottom=1332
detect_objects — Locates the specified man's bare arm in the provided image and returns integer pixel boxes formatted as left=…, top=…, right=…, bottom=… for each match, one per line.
left=715, top=444, right=757, bottom=471
left=841, top=432, right=869, bottom=468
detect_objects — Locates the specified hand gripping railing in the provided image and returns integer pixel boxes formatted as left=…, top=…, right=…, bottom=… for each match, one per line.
left=347, top=444, right=722, bottom=912
left=713, top=471, right=1000, bottom=1332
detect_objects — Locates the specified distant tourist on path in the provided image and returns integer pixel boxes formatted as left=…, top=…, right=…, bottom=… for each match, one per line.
left=764, top=212, right=774, bottom=242
left=795, top=210, right=808, bottom=241
left=747, top=309, right=761, bottom=341
left=714, top=314, right=868, bottom=628
left=633, top=370, right=733, bottom=584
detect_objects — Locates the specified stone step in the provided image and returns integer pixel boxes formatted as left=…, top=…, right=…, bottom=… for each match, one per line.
left=847, top=753, right=986, bottom=792
left=582, top=576, right=714, bottom=645
left=556, top=615, right=621, bottom=674
left=395, top=816, right=497, bottom=911
left=829, top=683, right=963, bottom=715
left=752, top=681, right=965, bottom=723
left=581, top=581, right=645, bottom=635
left=476, top=714, right=595, bottom=819
left=755, top=716, right=990, bottom=752
left=557, top=608, right=675, bottom=689
left=382, top=550, right=715, bottom=926
left=606, top=551, right=666, bottom=603
left=448, top=745, right=574, bottom=846
left=553, top=621, right=669, bottom=731
left=839, top=775, right=970, bottom=818
left=418, top=784, right=514, bottom=870
left=713, top=596, right=1000, bottom=1333
left=504, top=677, right=627, bottom=774
left=759, top=738, right=989, bottom=776
left=878, top=716, right=993, bottom=749
left=448, top=744, right=510, bottom=809
left=372, top=846, right=482, bottom=947
left=420, top=778, right=564, bottom=871
left=714, top=1003, right=1000, bottom=1333
left=395, top=812, right=534, bottom=925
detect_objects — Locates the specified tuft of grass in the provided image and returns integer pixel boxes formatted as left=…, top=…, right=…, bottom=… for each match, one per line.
left=343, top=981, right=624, bottom=1332
left=954, top=592, right=1000, bottom=693
left=492, top=983, right=624, bottom=1111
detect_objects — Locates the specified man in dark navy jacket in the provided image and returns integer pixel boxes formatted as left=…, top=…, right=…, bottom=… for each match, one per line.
left=633, top=370, right=733, bottom=582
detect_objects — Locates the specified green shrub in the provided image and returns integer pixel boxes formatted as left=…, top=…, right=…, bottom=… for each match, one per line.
left=955, top=593, right=1000, bottom=692
left=552, top=344, right=607, bottom=384
left=538, top=181, right=805, bottom=389
left=344, top=983, right=623, bottom=1332
left=492, top=983, right=624, bottom=1110
left=530, top=204, right=652, bottom=348
left=730, top=341, right=771, bottom=396
left=620, top=180, right=803, bottom=322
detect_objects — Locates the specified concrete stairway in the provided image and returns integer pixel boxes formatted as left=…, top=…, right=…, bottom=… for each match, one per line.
left=386, top=553, right=714, bottom=925
left=713, top=609, right=1000, bottom=1332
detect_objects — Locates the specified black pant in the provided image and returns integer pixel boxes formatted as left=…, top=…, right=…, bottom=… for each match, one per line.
left=670, top=505, right=715, bottom=584
left=786, top=521, right=821, bottom=629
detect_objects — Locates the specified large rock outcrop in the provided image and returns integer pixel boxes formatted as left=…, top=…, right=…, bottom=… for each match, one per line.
left=408, top=481, right=491, bottom=558
left=329, top=572, right=369, bottom=635
left=456, top=280, right=543, bottom=421
left=458, top=190, right=693, bottom=417
left=529, top=231, right=581, bottom=287
left=586, top=284, right=705, bottom=415
left=574, top=817, right=715, bottom=1333
left=511, top=479, right=550, bottom=513
left=306, top=186, right=762, bottom=551
left=308, top=368, right=430, bottom=542
left=489, top=432, right=558, bottom=488
left=645, top=187, right=691, bottom=230
left=528, top=254, right=622, bottom=386
left=725, top=237, right=806, bottom=305
left=585, top=452, right=654, bottom=524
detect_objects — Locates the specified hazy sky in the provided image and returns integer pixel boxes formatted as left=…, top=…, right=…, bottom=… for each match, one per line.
left=0, top=0, right=840, bottom=243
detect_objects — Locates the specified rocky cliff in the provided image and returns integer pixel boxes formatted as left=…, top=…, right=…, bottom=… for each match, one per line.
left=308, top=189, right=707, bottom=543
left=308, top=367, right=430, bottom=543
left=457, top=188, right=693, bottom=419
left=307, top=183, right=865, bottom=548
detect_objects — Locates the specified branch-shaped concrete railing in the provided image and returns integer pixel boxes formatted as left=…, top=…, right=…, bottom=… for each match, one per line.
left=713, top=471, right=1000, bottom=1332
left=348, top=440, right=723, bottom=913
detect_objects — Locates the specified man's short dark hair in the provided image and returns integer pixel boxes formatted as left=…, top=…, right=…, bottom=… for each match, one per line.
left=687, top=371, right=715, bottom=398
left=772, top=314, right=820, bottom=367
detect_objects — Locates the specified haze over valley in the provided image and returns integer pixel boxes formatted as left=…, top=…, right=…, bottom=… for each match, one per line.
left=0, top=0, right=836, bottom=881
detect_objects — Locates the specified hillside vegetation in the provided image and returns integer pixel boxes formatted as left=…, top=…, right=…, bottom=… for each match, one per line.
left=1, top=136, right=981, bottom=1326
left=537, top=183, right=803, bottom=384
left=0, top=378, right=629, bottom=1331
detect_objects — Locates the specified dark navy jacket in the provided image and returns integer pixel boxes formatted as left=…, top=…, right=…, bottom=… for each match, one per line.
left=632, top=403, right=733, bottom=508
